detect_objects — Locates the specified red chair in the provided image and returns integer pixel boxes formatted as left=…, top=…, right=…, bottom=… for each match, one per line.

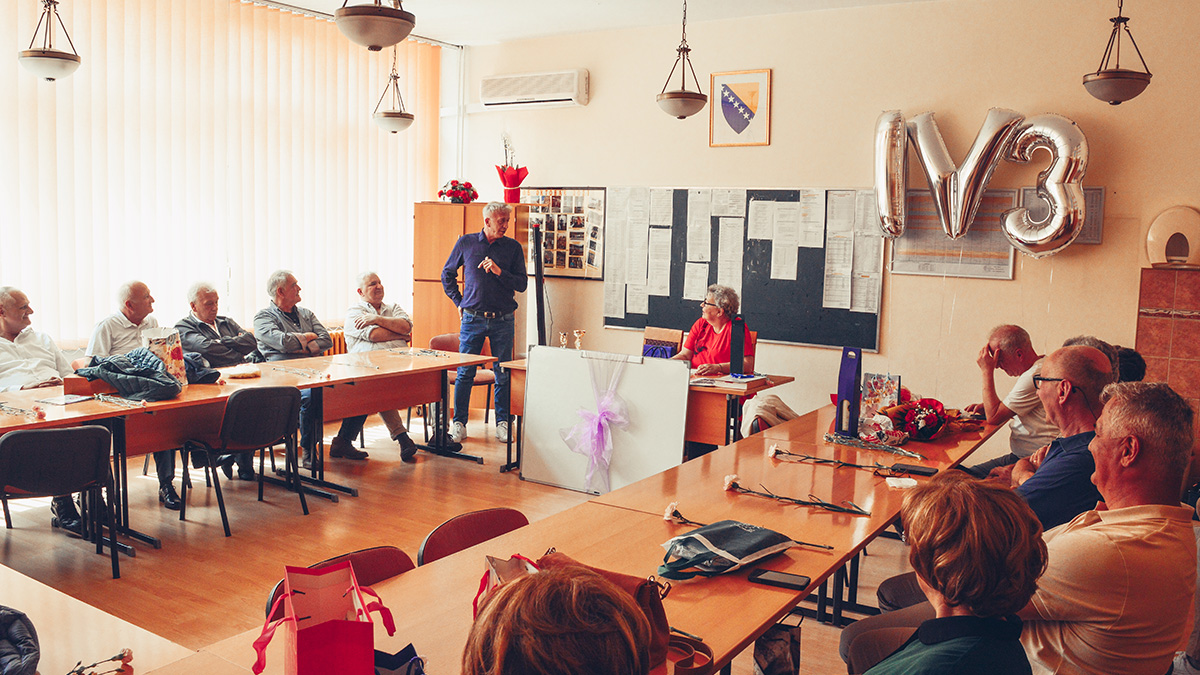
left=417, top=507, right=528, bottom=566
left=265, top=545, right=415, bottom=621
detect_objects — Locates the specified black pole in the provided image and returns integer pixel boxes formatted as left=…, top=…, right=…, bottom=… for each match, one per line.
left=730, top=315, right=745, bottom=375
left=531, top=224, right=547, bottom=346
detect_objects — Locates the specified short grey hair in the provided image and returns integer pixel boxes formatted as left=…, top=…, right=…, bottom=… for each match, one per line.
left=988, top=325, right=1032, bottom=353
left=118, top=280, right=146, bottom=304
left=1062, top=335, right=1118, bottom=377
left=1050, top=345, right=1116, bottom=416
left=1100, top=381, right=1194, bottom=484
left=483, top=202, right=512, bottom=219
left=187, top=282, right=217, bottom=304
left=707, top=284, right=740, bottom=318
left=266, top=270, right=293, bottom=300
left=356, top=271, right=379, bottom=291
left=0, top=286, right=18, bottom=307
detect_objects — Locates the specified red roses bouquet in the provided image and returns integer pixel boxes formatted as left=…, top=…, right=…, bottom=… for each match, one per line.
left=439, top=179, right=478, bottom=204
left=882, top=398, right=947, bottom=441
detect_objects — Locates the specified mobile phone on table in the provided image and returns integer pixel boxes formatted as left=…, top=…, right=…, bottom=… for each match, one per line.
left=748, top=568, right=811, bottom=591
left=892, top=463, right=938, bottom=477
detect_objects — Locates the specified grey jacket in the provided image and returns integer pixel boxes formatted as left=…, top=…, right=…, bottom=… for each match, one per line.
left=252, top=304, right=333, bottom=362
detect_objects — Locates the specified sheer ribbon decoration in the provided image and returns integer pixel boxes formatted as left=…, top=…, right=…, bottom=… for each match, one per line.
left=560, top=353, right=629, bottom=493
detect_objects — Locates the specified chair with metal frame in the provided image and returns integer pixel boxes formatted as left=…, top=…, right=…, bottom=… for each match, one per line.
left=0, top=425, right=121, bottom=579
left=417, top=507, right=528, bottom=566
left=424, top=334, right=495, bottom=440
left=264, top=545, right=415, bottom=621
left=180, top=386, right=308, bottom=537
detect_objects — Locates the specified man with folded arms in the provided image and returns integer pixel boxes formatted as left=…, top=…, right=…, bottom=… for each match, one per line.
left=176, top=281, right=261, bottom=480
left=0, top=286, right=81, bottom=535
left=844, top=380, right=1197, bottom=675
left=254, top=270, right=334, bottom=469
left=328, top=272, right=419, bottom=462
left=86, top=281, right=181, bottom=511
left=963, top=324, right=1057, bottom=479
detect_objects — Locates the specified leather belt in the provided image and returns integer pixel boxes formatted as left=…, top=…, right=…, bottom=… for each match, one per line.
left=463, top=308, right=502, bottom=319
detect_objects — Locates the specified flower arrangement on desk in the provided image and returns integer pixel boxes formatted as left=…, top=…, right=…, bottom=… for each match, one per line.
left=723, top=474, right=869, bottom=518
left=882, top=398, right=947, bottom=441
left=68, top=647, right=133, bottom=674
left=438, top=179, right=478, bottom=204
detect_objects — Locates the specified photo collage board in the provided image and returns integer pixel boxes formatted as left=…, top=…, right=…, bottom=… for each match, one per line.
left=520, top=187, right=606, bottom=279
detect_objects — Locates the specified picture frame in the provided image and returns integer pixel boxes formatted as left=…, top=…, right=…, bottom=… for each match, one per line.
left=519, top=186, right=606, bottom=280
left=710, top=69, right=772, bottom=147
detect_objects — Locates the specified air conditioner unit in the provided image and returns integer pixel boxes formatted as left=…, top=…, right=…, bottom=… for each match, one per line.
left=480, top=68, right=589, bottom=109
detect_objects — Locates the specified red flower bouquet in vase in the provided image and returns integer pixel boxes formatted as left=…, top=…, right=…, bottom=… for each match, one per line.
left=496, top=133, right=528, bottom=204
left=438, top=179, right=478, bottom=204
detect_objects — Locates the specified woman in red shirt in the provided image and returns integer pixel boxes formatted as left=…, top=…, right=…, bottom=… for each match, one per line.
left=672, top=284, right=755, bottom=376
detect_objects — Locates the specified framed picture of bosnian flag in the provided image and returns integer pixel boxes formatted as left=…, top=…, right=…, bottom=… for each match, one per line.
left=709, top=69, right=772, bottom=147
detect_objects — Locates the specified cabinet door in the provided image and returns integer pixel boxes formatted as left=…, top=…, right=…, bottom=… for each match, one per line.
left=413, top=280, right=460, bottom=349
left=414, top=202, right=466, bottom=281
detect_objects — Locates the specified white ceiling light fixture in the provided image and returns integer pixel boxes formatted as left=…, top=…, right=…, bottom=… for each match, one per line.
left=373, top=47, right=414, bottom=134
left=656, top=0, right=707, bottom=120
left=18, top=0, right=81, bottom=82
left=335, top=0, right=415, bottom=52
left=1082, top=0, right=1152, bottom=105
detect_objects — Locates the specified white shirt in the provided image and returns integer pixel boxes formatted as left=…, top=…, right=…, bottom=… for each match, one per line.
left=86, top=313, right=159, bottom=357
left=1003, top=358, right=1058, bottom=457
left=344, top=299, right=411, bottom=353
left=0, top=328, right=74, bottom=392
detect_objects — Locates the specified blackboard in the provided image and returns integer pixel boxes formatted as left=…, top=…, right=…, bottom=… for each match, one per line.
left=604, top=189, right=880, bottom=351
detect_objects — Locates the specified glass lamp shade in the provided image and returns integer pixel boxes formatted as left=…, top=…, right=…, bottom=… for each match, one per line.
left=373, top=110, right=414, bottom=133
left=656, top=90, right=707, bottom=119
left=18, top=49, right=81, bottom=81
left=334, top=4, right=415, bottom=51
left=1082, top=68, right=1151, bottom=105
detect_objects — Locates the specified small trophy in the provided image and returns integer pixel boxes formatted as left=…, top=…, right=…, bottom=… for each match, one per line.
left=573, top=329, right=586, bottom=350
left=559, top=332, right=568, bottom=348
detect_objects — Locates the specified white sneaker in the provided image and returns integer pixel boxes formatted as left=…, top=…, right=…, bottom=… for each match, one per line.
left=496, top=421, right=510, bottom=443
left=448, top=421, right=466, bottom=443
left=1174, top=653, right=1200, bottom=675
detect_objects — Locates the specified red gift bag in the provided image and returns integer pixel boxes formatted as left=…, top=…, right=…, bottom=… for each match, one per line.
left=252, top=561, right=396, bottom=675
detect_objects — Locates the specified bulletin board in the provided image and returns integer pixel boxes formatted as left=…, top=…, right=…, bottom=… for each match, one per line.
left=520, top=187, right=606, bottom=279
left=603, top=188, right=883, bottom=351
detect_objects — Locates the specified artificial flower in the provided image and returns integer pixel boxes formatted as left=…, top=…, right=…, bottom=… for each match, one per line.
left=724, top=474, right=740, bottom=491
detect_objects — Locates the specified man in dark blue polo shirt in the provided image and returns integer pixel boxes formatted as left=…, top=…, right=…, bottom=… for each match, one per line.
left=441, top=202, right=528, bottom=443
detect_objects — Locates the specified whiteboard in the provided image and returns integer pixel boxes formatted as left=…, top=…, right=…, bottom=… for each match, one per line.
left=520, top=346, right=690, bottom=494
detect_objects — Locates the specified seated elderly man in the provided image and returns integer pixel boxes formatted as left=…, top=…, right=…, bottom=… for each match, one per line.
left=0, top=286, right=82, bottom=535
left=327, top=272, right=418, bottom=462
left=844, top=381, right=1197, bottom=675
left=86, top=281, right=181, bottom=511
left=176, top=282, right=262, bottom=480
left=253, top=270, right=333, bottom=470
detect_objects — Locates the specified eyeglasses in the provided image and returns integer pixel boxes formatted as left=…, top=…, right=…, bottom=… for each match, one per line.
left=1032, top=375, right=1065, bottom=389
left=700, top=300, right=717, bottom=308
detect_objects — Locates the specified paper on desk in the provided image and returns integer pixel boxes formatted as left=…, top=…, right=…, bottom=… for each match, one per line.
left=747, top=199, right=774, bottom=240
left=650, top=188, right=674, bottom=226
left=771, top=204, right=799, bottom=280
left=647, top=227, right=672, bottom=296
left=711, top=188, right=747, bottom=217
left=626, top=283, right=649, bottom=314
left=687, top=189, right=712, bottom=262
left=798, top=189, right=826, bottom=248
left=684, top=262, right=709, bottom=300
left=717, top=217, right=744, bottom=295
left=886, top=477, right=919, bottom=489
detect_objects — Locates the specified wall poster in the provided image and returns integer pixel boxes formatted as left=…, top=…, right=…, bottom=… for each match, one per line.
left=521, top=187, right=606, bottom=280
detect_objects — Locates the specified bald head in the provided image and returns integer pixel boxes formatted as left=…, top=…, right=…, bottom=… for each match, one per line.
left=1044, top=345, right=1115, bottom=416
left=119, top=281, right=154, bottom=324
left=0, top=287, right=33, bottom=341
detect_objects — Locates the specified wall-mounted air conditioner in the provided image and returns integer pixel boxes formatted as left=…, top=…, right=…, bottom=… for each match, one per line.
left=480, top=68, right=589, bottom=109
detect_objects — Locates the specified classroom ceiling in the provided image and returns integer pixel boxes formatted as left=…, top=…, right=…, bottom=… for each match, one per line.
left=276, top=0, right=925, bottom=46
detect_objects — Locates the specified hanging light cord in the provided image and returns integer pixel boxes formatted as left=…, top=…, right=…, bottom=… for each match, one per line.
left=374, top=46, right=408, bottom=114
left=28, top=0, right=79, bottom=55
left=1096, top=0, right=1150, bottom=75
left=659, top=0, right=703, bottom=95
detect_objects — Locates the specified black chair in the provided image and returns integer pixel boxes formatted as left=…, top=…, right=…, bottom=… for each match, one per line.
left=0, top=426, right=120, bottom=579
left=180, top=386, right=308, bottom=537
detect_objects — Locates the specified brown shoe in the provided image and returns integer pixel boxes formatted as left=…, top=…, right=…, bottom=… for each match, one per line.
left=329, top=436, right=368, bottom=460
left=397, top=433, right=418, bottom=462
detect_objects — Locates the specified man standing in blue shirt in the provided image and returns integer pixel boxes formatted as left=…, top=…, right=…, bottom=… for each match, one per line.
left=441, top=202, right=527, bottom=443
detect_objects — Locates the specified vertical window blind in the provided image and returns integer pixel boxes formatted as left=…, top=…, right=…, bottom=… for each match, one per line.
left=1, top=0, right=440, bottom=342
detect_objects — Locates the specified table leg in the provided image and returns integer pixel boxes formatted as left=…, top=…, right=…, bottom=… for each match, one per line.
left=416, top=369, right=484, bottom=464
left=272, top=386, right=356, bottom=499
left=100, top=417, right=150, bottom=554
left=500, top=414, right=521, bottom=473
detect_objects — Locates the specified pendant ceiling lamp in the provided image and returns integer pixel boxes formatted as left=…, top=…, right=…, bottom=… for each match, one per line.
left=1082, top=0, right=1152, bottom=105
left=18, top=0, right=81, bottom=82
left=335, top=0, right=415, bottom=52
left=656, top=0, right=707, bottom=119
left=373, top=47, right=414, bottom=134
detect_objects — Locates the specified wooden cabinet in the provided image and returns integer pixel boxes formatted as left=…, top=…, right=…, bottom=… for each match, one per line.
left=412, top=202, right=529, bottom=415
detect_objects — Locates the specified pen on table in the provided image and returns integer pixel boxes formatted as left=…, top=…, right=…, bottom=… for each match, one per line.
left=670, top=626, right=703, bottom=642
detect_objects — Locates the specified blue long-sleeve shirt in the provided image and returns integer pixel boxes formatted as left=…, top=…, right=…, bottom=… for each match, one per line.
left=441, top=231, right=528, bottom=314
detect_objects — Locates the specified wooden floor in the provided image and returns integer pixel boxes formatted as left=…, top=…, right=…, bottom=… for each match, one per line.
left=0, top=411, right=914, bottom=674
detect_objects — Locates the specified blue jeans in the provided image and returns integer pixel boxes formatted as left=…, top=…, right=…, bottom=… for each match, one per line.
left=299, top=389, right=316, bottom=460
left=453, top=311, right=514, bottom=426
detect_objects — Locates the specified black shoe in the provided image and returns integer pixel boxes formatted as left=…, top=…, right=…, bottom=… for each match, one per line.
left=159, top=485, right=182, bottom=511
left=329, top=436, right=369, bottom=460
left=397, top=433, right=418, bottom=462
left=301, top=454, right=315, bottom=471
left=238, top=467, right=257, bottom=481
left=50, top=496, right=83, bottom=536
left=219, top=459, right=234, bottom=480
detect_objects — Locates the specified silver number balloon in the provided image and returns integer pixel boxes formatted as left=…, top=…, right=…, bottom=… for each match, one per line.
left=874, top=111, right=908, bottom=237
left=907, top=108, right=1025, bottom=239
left=1000, top=114, right=1089, bottom=258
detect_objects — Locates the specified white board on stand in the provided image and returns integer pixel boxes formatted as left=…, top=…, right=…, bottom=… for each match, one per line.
left=520, top=346, right=690, bottom=494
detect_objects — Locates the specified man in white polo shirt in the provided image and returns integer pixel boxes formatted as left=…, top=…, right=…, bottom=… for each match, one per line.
left=86, top=281, right=180, bottom=511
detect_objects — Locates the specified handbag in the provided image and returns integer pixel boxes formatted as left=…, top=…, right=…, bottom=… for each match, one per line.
left=252, top=561, right=396, bottom=675
left=472, top=554, right=540, bottom=618
left=657, top=520, right=795, bottom=580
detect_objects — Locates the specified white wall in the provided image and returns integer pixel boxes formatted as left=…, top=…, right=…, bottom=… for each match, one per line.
left=455, top=0, right=1200, bottom=423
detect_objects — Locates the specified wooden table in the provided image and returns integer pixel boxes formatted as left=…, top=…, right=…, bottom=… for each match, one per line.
left=0, top=563, right=193, bottom=673
left=500, top=358, right=795, bottom=472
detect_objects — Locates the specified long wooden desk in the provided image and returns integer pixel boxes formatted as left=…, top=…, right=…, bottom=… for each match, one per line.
left=500, top=357, right=795, bottom=471
left=0, top=563, right=194, bottom=673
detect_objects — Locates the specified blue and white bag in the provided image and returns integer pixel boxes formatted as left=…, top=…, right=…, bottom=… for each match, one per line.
left=657, top=520, right=795, bottom=580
